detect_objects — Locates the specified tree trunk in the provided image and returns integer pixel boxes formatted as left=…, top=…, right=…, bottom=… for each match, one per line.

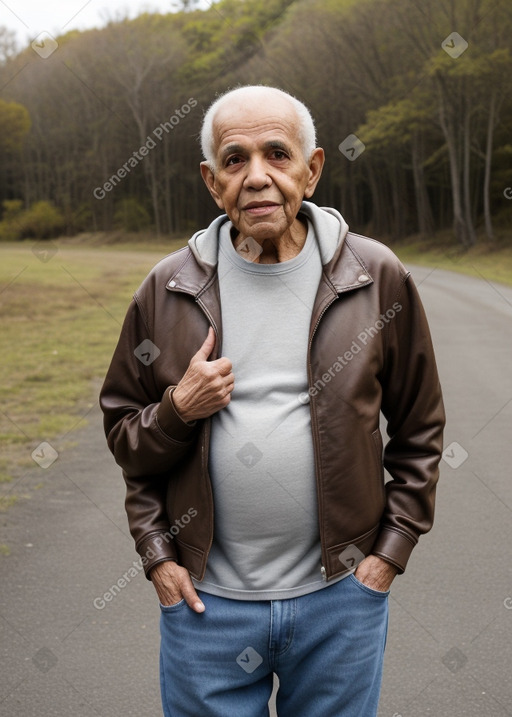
left=411, top=130, right=435, bottom=238
left=483, top=90, right=496, bottom=241
left=133, top=118, right=161, bottom=237
left=390, top=160, right=406, bottom=240
left=365, top=168, right=384, bottom=237
left=163, top=141, right=172, bottom=235
left=462, top=92, right=476, bottom=247
left=437, top=80, right=471, bottom=247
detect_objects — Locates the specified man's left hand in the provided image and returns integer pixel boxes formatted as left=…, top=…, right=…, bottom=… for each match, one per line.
left=354, top=555, right=398, bottom=592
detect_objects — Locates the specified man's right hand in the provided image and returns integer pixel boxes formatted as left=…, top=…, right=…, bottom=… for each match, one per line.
left=150, top=561, right=205, bottom=612
left=172, top=327, right=234, bottom=423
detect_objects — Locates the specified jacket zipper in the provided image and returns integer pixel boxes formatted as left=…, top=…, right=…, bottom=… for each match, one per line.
left=310, top=278, right=370, bottom=580
left=166, top=283, right=218, bottom=579
left=308, top=288, right=340, bottom=582
left=195, top=296, right=220, bottom=574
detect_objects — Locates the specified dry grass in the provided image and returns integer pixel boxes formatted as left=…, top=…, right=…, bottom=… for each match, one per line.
left=0, top=238, right=185, bottom=507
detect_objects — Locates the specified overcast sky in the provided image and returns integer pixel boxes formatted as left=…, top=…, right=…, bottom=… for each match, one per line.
left=1, top=0, right=211, bottom=47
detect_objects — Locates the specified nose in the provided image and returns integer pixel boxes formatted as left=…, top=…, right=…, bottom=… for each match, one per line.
left=243, top=156, right=272, bottom=190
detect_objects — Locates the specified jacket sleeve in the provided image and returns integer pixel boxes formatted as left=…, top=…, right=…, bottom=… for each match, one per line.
left=99, top=296, right=199, bottom=575
left=372, top=272, right=446, bottom=573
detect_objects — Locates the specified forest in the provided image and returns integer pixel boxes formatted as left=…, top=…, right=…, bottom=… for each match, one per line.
left=0, top=0, right=511, bottom=246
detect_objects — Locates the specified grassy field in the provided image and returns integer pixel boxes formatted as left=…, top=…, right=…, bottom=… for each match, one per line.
left=0, top=238, right=185, bottom=512
left=1, top=232, right=511, bottom=517
left=394, top=233, right=512, bottom=287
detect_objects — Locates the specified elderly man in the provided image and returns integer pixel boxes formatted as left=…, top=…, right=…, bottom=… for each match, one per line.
left=100, top=85, right=445, bottom=716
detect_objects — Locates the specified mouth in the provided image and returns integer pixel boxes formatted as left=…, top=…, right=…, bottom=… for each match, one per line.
left=242, top=201, right=280, bottom=216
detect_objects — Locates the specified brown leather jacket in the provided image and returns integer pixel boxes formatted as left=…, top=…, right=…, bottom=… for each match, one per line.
left=100, top=202, right=445, bottom=583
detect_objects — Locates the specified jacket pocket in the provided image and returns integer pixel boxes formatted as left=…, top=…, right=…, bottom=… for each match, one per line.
left=327, top=524, right=381, bottom=576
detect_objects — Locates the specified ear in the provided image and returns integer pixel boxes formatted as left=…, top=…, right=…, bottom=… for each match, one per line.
left=200, top=162, right=225, bottom=210
left=304, top=148, right=325, bottom=199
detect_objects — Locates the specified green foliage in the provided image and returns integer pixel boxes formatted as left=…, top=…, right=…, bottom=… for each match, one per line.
left=0, top=200, right=65, bottom=241
left=0, top=200, right=23, bottom=241
left=357, top=97, right=431, bottom=149
left=114, top=198, right=152, bottom=232
left=0, top=99, right=30, bottom=153
left=21, top=201, right=65, bottom=239
left=70, top=204, right=94, bottom=233
left=1, top=199, right=23, bottom=221
left=178, top=0, right=297, bottom=81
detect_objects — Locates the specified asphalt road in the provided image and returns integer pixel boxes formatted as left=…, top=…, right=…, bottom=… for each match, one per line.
left=1, top=264, right=512, bottom=716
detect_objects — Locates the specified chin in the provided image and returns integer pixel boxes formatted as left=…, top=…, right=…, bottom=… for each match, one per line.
left=247, top=222, right=287, bottom=242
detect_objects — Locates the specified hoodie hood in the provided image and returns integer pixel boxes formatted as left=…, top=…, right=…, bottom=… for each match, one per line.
left=187, top=201, right=349, bottom=268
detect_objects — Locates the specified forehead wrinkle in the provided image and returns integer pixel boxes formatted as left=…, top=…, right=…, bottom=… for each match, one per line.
left=213, top=110, right=300, bottom=156
left=216, top=116, right=297, bottom=136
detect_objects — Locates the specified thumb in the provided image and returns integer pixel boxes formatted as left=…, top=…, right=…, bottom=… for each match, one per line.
left=193, top=327, right=216, bottom=361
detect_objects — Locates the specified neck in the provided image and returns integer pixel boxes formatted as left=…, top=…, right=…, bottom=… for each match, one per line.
left=233, top=217, right=308, bottom=264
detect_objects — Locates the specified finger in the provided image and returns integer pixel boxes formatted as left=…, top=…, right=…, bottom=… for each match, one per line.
left=213, top=358, right=233, bottom=376
left=180, top=578, right=205, bottom=613
left=193, top=327, right=216, bottom=362
left=152, top=584, right=182, bottom=607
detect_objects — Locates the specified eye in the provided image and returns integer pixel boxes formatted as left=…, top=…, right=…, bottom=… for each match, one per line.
left=271, top=150, right=288, bottom=160
left=225, top=156, right=243, bottom=166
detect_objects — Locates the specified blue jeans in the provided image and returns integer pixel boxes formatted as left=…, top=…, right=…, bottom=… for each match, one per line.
left=159, top=574, right=389, bottom=716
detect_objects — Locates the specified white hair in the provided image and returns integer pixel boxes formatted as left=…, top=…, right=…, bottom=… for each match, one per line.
left=200, top=85, right=317, bottom=169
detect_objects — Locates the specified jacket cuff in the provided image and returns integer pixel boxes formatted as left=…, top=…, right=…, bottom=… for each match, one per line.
left=156, top=386, right=197, bottom=442
left=371, top=528, right=417, bottom=574
left=136, top=532, right=179, bottom=579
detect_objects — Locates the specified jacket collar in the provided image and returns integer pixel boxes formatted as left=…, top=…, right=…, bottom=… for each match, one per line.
left=166, top=202, right=373, bottom=296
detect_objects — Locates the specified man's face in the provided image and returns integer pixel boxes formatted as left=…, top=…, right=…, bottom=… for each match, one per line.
left=200, top=95, right=324, bottom=245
